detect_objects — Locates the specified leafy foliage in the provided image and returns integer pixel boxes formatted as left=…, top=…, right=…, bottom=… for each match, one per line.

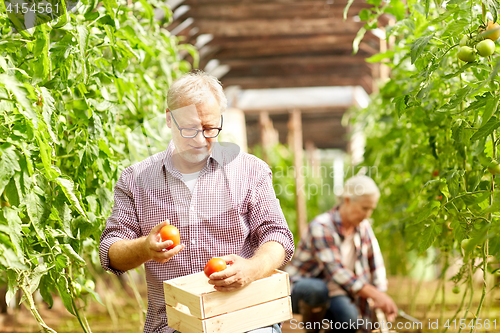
left=0, top=0, right=191, bottom=330
left=349, top=0, right=500, bottom=323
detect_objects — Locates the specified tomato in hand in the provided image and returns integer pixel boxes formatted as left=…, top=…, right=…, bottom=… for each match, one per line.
left=160, top=224, right=180, bottom=250
left=476, top=39, right=495, bottom=57
left=204, top=257, right=227, bottom=278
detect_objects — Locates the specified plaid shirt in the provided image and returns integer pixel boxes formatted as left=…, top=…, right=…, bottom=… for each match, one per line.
left=99, top=141, right=294, bottom=333
left=285, top=207, right=387, bottom=323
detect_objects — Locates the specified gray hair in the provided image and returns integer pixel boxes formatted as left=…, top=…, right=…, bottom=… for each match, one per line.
left=167, top=71, right=227, bottom=113
left=337, top=175, right=380, bottom=204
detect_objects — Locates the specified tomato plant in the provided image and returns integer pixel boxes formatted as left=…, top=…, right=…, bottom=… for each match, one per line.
left=204, top=258, right=227, bottom=278
left=350, top=0, right=500, bottom=328
left=160, top=225, right=181, bottom=250
left=0, top=0, right=194, bottom=330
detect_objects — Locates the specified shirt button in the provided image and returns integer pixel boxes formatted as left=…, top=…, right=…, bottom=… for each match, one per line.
left=191, top=240, right=196, bottom=245
left=190, top=206, right=195, bottom=212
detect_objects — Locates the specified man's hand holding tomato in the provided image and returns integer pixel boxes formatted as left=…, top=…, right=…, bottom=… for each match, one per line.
left=206, top=241, right=286, bottom=292
left=109, top=220, right=184, bottom=271
left=145, top=220, right=184, bottom=264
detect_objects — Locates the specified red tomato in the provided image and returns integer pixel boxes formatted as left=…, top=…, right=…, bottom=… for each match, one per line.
left=160, top=225, right=180, bottom=250
left=204, top=258, right=227, bottom=278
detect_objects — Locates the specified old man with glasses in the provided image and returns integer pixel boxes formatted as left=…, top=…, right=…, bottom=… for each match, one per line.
left=99, top=71, right=295, bottom=333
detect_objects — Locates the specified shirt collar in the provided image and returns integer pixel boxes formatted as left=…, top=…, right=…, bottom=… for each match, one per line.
left=162, top=140, right=241, bottom=178
left=330, top=206, right=360, bottom=239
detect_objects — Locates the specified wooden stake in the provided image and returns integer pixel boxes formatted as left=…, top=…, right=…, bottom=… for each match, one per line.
left=288, top=109, right=307, bottom=238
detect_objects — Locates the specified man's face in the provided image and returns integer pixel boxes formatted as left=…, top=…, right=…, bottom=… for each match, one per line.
left=344, top=194, right=378, bottom=226
left=166, top=95, right=221, bottom=169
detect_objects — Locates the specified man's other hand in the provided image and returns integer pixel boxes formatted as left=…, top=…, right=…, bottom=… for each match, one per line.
left=206, top=254, right=260, bottom=292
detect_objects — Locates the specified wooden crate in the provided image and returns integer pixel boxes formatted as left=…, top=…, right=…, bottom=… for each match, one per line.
left=163, top=270, right=293, bottom=333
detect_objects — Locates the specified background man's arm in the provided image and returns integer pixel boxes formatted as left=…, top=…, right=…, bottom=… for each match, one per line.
left=357, top=284, right=398, bottom=322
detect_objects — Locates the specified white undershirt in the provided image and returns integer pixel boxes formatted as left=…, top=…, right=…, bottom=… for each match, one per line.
left=181, top=171, right=201, bottom=193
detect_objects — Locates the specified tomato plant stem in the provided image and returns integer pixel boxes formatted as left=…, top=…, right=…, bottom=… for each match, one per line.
left=443, top=284, right=469, bottom=333
left=470, top=240, right=488, bottom=333
left=459, top=262, right=475, bottom=333
left=127, top=270, right=147, bottom=326
left=19, top=284, right=57, bottom=333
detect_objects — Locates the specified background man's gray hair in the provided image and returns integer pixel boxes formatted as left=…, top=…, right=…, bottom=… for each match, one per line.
left=167, top=70, right=227, bottom=113
left=336, top=175, right=380, bottom=204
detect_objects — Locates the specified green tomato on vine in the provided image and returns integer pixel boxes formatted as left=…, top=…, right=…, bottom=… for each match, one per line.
left=476, top=39, right=496, bottom=57
left=458, top=46, right=476, bottom=62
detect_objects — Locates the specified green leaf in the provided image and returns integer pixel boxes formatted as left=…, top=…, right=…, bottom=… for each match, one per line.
left=470, top=116, right=500, bottom=142
left=56, top=276, right=75, bottom=315
left=33, top=25, right=50, bottom=82
left=0, top=144, right=20, bottom=195
left=34, top=130, right=59, bottom=180
left=366, top=50, right=395, bottom=63
left=39, top=274, right=54, bottom=308
left=60, top=244, right=86, bottom=266
left=28, top=263, right=50, bottom=294
left=58, top=203, right=73, bottom=237
left=482, top=0, right=500, bottom=23
left=424, top=0, right=430, bottom=18
left=419, top=222, right=439, bottom=253
left=441, top=86, right=473, bottom=111
left=55, top=177, right=87, bottom=219
left=483, top=192, right=500, bottom=214
left=77, top=25, right=89, bottom=80
left=447, top=171, right=461, bottom=197
left=26, top=192, right=46, bottom=240
left=0, top=75, right=37, bottom=128
left=55, top=253, right=69, bottom=271
left=102, top=0, right=118, bottom=19
left=410, top=34, right=433, bottom=65
left=3, top=207, right=24, bottom=262
left=394, top=94, right=410, bottom=118
left=0, top=244, right=28, bottom=270
left=482, top=95, right=499, bottom=124
left=40, top=87, right=58, bottom=143
left=139, top=0, right=154, bottom=25
left=50, top=0, right=69, bottom=28
left=461, top=192, right=490, bottom=206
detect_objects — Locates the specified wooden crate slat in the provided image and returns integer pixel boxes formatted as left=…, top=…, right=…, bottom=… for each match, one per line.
left=204, top=297, right=293, bottom=333
left=201, top=270, right=290, bottom=318
left=164, top=278, right=205, bottom=318
left=166, top=305, right=206, bottom=333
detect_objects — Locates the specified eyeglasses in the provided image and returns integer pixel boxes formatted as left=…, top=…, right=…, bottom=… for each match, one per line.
left=169, top=111, right=223, bottom=138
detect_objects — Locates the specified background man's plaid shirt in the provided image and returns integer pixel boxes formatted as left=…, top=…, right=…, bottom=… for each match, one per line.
left=99, top=141, right=295, bottom=333
left=285, top=207, right=387, bottom=324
